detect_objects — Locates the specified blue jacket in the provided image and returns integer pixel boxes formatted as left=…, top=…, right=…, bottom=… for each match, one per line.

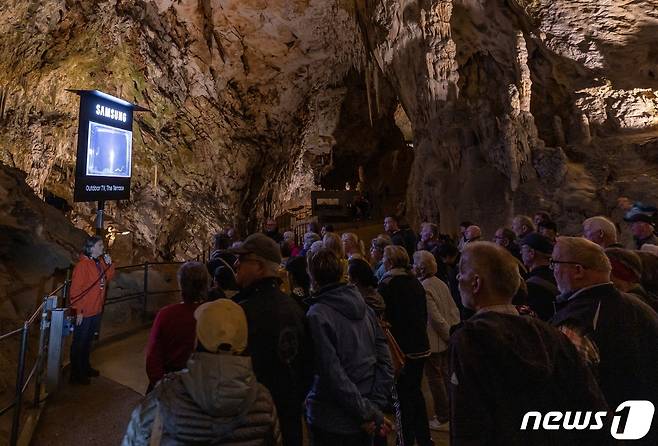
left=305, top=284, right=393, bottom=434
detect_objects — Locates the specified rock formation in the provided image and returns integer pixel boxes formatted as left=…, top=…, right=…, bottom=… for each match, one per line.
left=1, top=0, right=657, bottom=257
left=357, top=0, right=658, bottom=235
left=0, top=163, right=86, bottom=319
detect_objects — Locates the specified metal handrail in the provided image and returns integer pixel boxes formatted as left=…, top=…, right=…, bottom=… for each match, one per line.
left=1, top=259, right=185, bottom=446
left=2, top=284, right=61, bottom=446
left=26, top=302, right=45, bottom=326
left=115, top=261, right=184, bottom=270
left=0, top=327, right=23, bottom=342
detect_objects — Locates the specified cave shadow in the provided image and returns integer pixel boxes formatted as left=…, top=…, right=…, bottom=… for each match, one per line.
left=321, top=69, right=412, bottom=220
left=591, top=22, right=658, bottom=91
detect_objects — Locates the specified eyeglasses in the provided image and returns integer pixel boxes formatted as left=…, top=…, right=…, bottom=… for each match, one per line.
left=549, top=259, right=584, bottom=270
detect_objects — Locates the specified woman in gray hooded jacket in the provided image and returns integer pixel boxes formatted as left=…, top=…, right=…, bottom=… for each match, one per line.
left=122, top=299, right=281, bottom=446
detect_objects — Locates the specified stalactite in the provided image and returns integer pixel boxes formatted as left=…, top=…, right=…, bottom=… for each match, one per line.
left=374, top=64, right=381, bottom=117
left=364, top=61, right=373, bottom=126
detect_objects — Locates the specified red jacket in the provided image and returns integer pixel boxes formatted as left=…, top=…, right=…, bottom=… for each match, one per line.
left=69, top=254, right=115, bottom=317
left=145, top=302, right=200, bottom=387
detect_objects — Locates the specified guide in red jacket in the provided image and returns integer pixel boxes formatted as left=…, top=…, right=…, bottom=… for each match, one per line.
left=69, top=235, right=115, bottom=384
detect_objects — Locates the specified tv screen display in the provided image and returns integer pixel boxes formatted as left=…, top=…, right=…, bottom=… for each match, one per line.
left=86, top=121, right=132, bottom=178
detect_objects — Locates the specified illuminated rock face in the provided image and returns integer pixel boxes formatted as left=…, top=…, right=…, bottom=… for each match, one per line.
left=0, top=0, right=365, bottom=259
left=1, top=0, right=657, bottom=260
left=358, top=0, right=658, bottom=235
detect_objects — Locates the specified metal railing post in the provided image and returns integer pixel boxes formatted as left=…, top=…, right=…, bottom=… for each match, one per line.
left=142, top=262, right=149, bottom=322
left=34, top=295, right=57, bottom=407
left=10, top=323, right=29, bottom=446
left=33, top=297, right=49, bottom=407
left=46, top=309, right=66, bottom=394
left=63, top=267, right=71, bottom=308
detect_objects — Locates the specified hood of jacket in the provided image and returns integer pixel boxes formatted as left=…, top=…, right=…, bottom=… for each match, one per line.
left=307, top=283, right=367, bottom=321
left=181, top=352, right=258, bottom=418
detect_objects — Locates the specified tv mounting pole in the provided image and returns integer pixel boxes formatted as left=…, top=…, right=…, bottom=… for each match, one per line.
left=96, top=200, right=105, bottom=236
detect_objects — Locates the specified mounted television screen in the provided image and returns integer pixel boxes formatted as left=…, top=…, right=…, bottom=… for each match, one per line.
left=86, top=121, right=132, bottom=178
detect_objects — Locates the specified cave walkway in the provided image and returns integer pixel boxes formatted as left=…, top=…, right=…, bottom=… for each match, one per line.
left=29, top=293, right=449, bottom=446
left=30, top=329, right=150, bottom=446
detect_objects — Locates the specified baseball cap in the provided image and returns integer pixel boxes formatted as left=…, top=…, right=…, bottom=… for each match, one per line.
left=624, top=212, right=654, bottom=225
left=228, top=233, right=282, bottom=264
left=521, top=233, right=554, bottom=254
left=194, top=299, right=248, bottom=354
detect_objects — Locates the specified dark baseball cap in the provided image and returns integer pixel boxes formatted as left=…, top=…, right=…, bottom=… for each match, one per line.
left=228, top=233, right=282, bottom=264
left=521, top=233, right=554, bottom=254
left=624, top=213, right=654, bottom=225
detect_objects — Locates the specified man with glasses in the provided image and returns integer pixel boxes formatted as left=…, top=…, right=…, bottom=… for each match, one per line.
left=493, top=227, right=521, bottom=261
left=230, top=233, right=308, bottom=446
left=520, top=233, right=557, bottom=321
left=550, top=237, right=658, bottom=445
left=450, top=242, right=609, bottom=445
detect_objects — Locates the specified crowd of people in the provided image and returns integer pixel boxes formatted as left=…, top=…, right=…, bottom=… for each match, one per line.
left=70, top=204, right=658, bottom=445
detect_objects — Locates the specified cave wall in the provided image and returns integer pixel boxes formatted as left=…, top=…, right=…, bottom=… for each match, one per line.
left=0, top=0, right=365, bottom=259
left=356, top=0, right=658, bottom=237
left=0, top=163, right=87, bottom=320
left=1, top=0, right=657, bottom=255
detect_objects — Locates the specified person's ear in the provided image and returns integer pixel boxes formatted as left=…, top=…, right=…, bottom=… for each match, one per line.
left=472, top=274, right=482, bottom=294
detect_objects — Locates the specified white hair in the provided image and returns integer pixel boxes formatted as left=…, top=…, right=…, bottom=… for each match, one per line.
left=556, top=236, right=612, bottom=274
left=583, top=216, right=617, bottom=244
left=309, top=240, right=324, bottom=255
left=413, top=250, right=437, bottom=276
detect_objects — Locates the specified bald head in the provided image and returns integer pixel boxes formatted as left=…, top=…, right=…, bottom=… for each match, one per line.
left=465, top=225, right=482, bottom=242
left=582, top=216, right=618, bottom=248
left=459, top=242, right=521, bottom=309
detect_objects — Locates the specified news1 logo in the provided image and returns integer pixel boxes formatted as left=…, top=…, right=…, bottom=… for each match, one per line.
left=521, top=400, right=655, bottom=440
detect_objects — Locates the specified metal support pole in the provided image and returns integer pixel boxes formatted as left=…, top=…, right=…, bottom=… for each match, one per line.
left=33, top=297, right=51, bottom=407
left=10, top=324, right=29, bottom=446
left=46, top=309, right=66, bottom=394
left=63, top=267, right=71, bottom=308
left=95, top=200, right=105, bottom=236
left=142, top=262, right=149, bottom=322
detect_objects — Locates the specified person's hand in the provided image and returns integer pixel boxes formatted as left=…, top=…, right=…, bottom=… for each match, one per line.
left=76, top=313, right=84, bottom=326
left=377, top=416, right=394, bottom=437
left=103, top=253, right=112, bottom=265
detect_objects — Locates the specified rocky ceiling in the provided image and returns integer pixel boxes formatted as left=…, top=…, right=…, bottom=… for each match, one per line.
left=1, top=0, right=658, bottom=261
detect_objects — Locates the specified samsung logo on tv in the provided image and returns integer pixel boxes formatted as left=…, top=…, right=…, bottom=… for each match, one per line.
left=95, top=104, right=127, bottom=123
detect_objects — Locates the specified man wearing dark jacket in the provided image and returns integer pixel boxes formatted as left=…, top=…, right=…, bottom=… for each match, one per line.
left=378, top=245, right=432, bottom=446
left=384, top=215, right=416, bottom=258
left=551, top=236, right=658, bottom=445
left=450, top=242, right=611, bottom=446
left=305, top=248, right=394, bottom=445
left=520, top=233, right=558, bottom=321
left=230, top=233, right=308, bottom=446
